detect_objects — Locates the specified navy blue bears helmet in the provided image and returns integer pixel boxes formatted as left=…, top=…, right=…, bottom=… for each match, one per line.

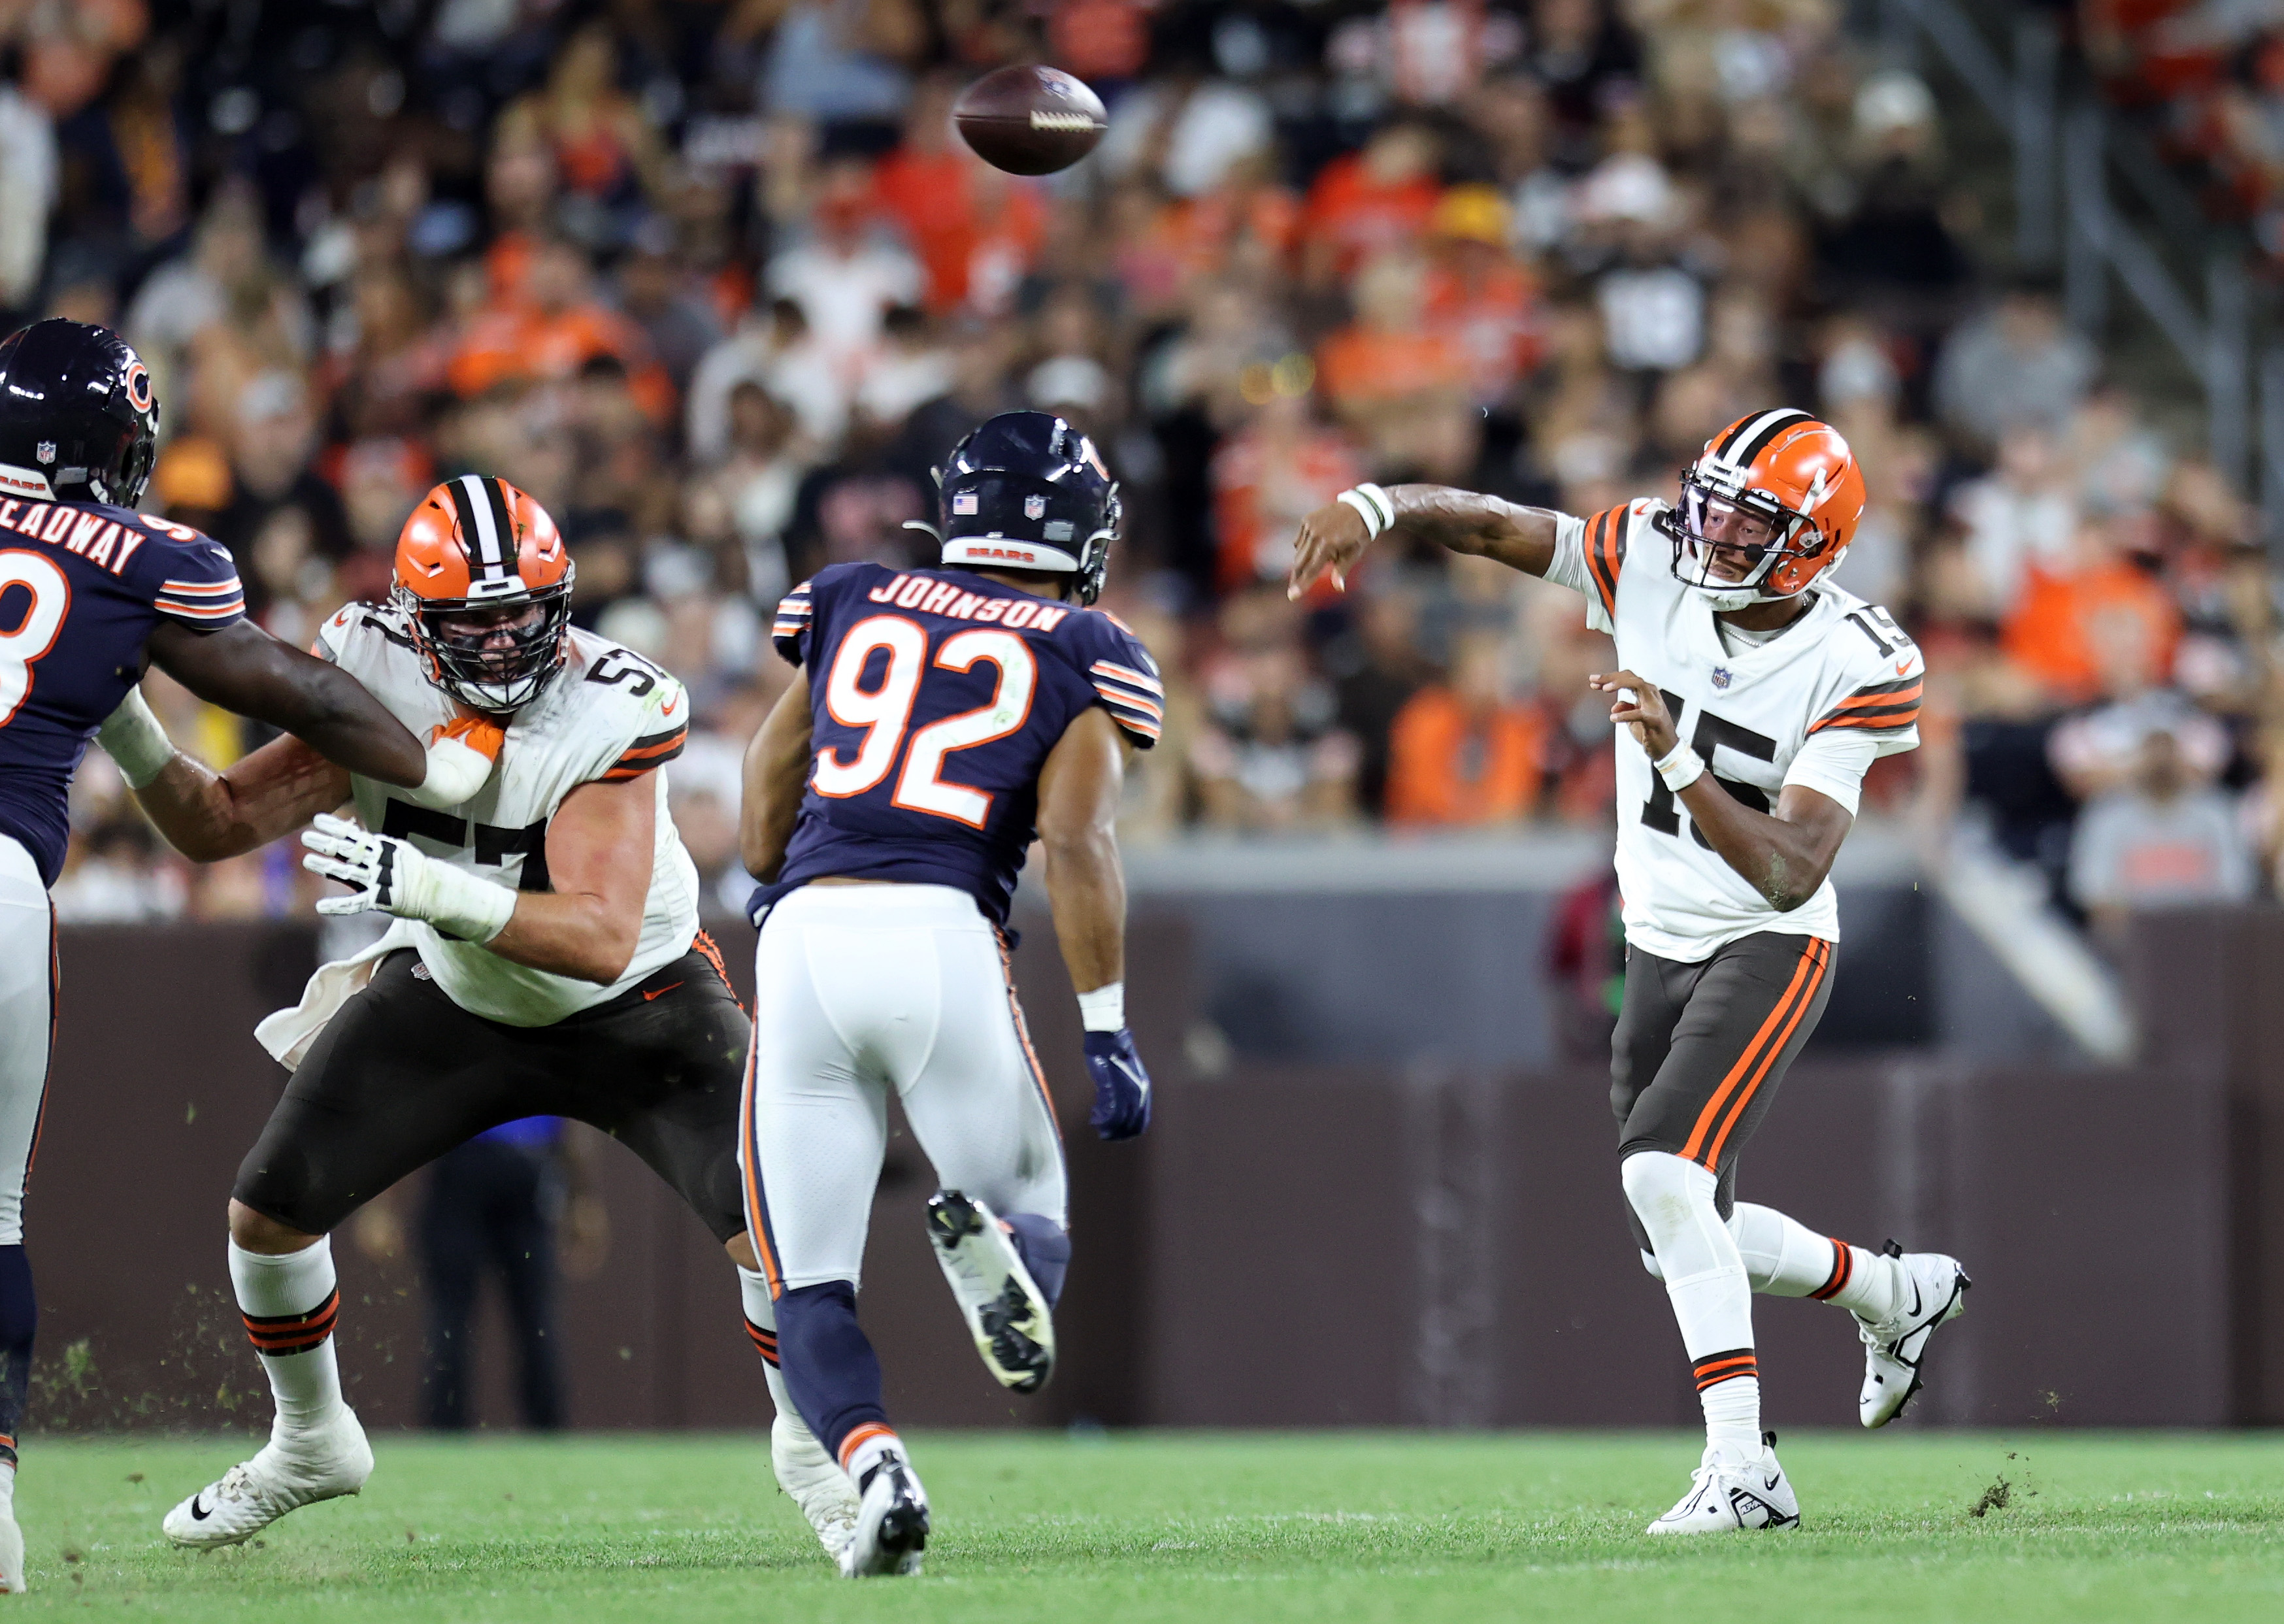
left=928, top=410, right=1121, bottom=605
left=0, top=320, right=159, bottom=510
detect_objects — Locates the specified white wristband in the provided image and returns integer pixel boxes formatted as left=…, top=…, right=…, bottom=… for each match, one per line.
left=1654, top=742, right=1706, bottom=794
left=418, top=860, right=519, bottom=944
left=1076, top=982, right=1126, bottom=1033
left=95, top=687, right=176, bottom=789
left=1336, top=483, right=1395, bottom=539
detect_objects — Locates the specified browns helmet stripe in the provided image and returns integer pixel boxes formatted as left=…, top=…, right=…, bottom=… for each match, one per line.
left=1716, top=407, right=1815, bottom=469
left=450, top=473, right=516, bottom=580
left=443, top=476, right=486, bottom=574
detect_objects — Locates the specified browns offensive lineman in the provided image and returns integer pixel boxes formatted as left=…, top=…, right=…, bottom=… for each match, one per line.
left=0, top=320, right=495, bottom=1591
left=1289, top=410, right=1970, bottom=1533
left=739, top=412, right=1157, bottom=1576
left=108, top=476, right=861, bottom=1557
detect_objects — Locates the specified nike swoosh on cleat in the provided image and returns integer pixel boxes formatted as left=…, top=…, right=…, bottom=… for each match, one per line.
left=642, top=982, right=684, bottom=1001
left=190, top=1497, right=213, bottom=1521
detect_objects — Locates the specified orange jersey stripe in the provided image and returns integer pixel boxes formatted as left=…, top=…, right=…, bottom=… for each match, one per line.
left=738, top=1029, right=785, bottom=1299
left=1678, top=938, right=1826, bottom=1167
left=1701, top=943, right=1830, bottom=1171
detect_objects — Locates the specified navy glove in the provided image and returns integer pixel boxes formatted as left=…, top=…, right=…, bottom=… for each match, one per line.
left=1083, top=1029, right=1152, bottom=1141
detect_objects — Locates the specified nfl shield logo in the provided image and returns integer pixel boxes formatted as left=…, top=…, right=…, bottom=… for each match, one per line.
left=1024, top=495, right=1046, bottom=520
left=1712, top=666, right=1733, bottom=689
left=33, top=442, right=54, bottom=464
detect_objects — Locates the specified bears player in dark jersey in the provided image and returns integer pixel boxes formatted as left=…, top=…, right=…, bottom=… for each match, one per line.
left=0, top=320, right=502, bottom=1590
left=739, top=412, right=1157, bottom=1576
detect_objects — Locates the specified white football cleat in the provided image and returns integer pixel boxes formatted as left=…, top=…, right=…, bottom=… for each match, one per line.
left=162, top=1407, right=374, bottom=1549
left=838, top=1450, right=929, bottom=1578
left=1646, top=1436, right=1800, bottom=1535
left=1857, top=1244, right=1971, bottom=1428
left=0, top=1504, right=24, bottom=1593
left=772, top=1411, right=860, bottom=1560
left=925, top=1191, right=1053, bottom=1393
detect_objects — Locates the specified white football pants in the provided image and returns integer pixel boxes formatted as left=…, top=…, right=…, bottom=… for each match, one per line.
left=0, top=837, right=54, bottom=1247
left=744, top=883, right=1067, bottom=1293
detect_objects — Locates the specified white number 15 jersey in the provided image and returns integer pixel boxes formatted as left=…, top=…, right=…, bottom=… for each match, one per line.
left=1546, top=497, right=1923, bottom=963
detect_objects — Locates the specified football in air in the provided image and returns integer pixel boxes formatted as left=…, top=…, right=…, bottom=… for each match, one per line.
left=953, top=65, right=1108, bottom=176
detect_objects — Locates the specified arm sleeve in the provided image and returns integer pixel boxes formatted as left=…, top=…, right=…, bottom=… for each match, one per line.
left=771, top=578, right=816, bottom=667
left=1781, top=729, right=1880, bottom=818
left=1078, top=614, right=1163, bottom=749
left=1542, top=512, right=1593, bottom=597
left=150, top=538, right=246, bottom=630
left=1545, top=505, right=1632, bottom=635
left=601, top=672, right=691, bottom=782
left=1805, top=665, right=1923, bottom=757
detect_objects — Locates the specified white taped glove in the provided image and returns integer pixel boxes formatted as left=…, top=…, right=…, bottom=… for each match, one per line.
left=301, top=812, right=517, bottom=942
left=401, top=716, right=506, bottom=809
left=95, top=686, right=176, bottom=789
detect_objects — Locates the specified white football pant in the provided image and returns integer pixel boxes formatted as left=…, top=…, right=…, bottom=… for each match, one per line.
left=746, top=883, right=1066, bottom=1291
left=0, top=837, right=54, bottom=1248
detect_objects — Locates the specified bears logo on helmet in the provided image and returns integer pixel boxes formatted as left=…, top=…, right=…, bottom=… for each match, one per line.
left=0, top=319, right=161, bottom=508
left=393, top=475, right=576, bottom=713
left=1655, top=409, right=1866, bottom=611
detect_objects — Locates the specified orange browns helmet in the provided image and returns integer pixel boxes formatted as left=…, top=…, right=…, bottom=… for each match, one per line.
left=393, top=474, right=576, bottom=713
left=1657, top=409, right=1867, bottom=610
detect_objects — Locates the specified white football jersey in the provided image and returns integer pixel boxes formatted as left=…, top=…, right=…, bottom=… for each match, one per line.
left=1547, top=497, right=1923, bottom=962
left=315, top=603, right=703, bottom=1025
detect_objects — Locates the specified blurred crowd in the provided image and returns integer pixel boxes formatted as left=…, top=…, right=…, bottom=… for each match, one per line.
left=7, top=0, right=2282, bottom=940
left=2082, top=0, right=2284, bottom=262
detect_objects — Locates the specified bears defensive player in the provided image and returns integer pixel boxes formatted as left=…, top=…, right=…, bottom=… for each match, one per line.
left=740, top=412, right=1156, bottom=1576
left=0, top=320, right=489, bottom=1591
left=1289, top=410, right=1970, bottom=1534
left=108, top=476, right=860, bottom=1557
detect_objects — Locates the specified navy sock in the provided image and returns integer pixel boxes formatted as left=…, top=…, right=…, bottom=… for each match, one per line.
left=0, top=1246, right=35, bottom=1467
left=773, top=1280, right=885, bottom=1462
left=1002, top=1213, right=1070, bottom=1309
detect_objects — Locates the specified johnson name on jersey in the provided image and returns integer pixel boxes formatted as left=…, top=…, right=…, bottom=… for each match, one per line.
left=1548, top=497, right=1922, bottom=961
left=315, top=602, right=700, bottom=1025
left=761, top=560, right=1161, bottom=925
left=0, top=499, right=243, bottom=885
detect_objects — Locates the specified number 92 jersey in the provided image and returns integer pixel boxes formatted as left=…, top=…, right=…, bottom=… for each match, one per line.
left=314, top=603, right=702, bottom=1027
left=1549, top=497, right=1923, bottom=962
left=760, top=561, right=1161, bottom=927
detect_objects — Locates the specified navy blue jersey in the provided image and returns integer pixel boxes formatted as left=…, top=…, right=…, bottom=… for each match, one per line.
left=0, top=499, right=244, bottom=884
left=755, top=562, right=1160, bottom=926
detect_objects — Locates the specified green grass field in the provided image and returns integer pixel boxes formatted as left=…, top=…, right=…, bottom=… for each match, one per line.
left=10, top=1431, right=2281, bottom=1621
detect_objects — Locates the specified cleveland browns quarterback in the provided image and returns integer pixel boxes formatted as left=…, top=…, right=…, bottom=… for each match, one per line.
left=105, top=476, right=861, bottom=1559
left=1289, top=408, right=1971, bottom=1534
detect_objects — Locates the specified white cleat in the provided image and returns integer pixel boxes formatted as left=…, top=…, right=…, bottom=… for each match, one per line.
left=1857, top=1244, right=1971, bottom=1428
left=162, top=1407, right=374, bottom=1549
left=1646, top=1436, right=1801, bottom=1535
left=838, top=1450, right=929, bottom=1578
left=0, top=1505, right=23, bottom=1592
left=772, top=1411, right=860, bottom=1560
left=925, top=1191, right=1054, bottom=1393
